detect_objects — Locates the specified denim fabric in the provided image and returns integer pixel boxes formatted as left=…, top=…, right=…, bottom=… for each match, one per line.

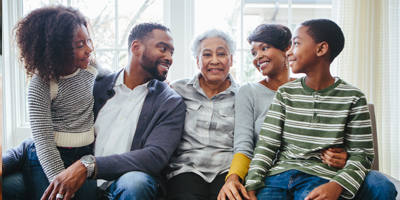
left=3, top=171, right=28, bottom=200
left=102, top=171, right=159, bottom=200
left=23, top=142, right=97, bottom=200
left=355, top=170, right=398, bottom=200
left=256, top=170, right=398, bottom=200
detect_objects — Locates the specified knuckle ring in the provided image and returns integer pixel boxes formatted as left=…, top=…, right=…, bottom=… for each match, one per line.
left=56, top=194, right=64, bottom=199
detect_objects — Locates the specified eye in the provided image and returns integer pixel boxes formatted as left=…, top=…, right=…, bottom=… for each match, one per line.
left=262, top=46, right=269, bottom=51
left=159, top=47, right=166, bottom=52
left=203, top=53, right=211, bottom=57
left=218, top=52, right=227, bottom=56
left=76, top=42, right=84, bottom=48
left=251, top=51, right=256, bottom=57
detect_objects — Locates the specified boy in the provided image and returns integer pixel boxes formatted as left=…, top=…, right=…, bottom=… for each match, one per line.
left=245, top=19, right=374, bottom=200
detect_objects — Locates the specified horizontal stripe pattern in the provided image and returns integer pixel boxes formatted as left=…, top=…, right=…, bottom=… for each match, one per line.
left=245, top=77, right=374, bottom=199
left=28, top=66, right=98, bottom=182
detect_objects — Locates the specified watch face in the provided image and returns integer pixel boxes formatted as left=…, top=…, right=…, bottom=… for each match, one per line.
left=82, top=155, right=95, bottom=164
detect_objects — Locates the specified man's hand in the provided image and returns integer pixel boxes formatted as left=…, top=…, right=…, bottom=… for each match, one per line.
left=41, top=160, right=87, bottom=200
left=320, top=148, right=348, bottom=169
left=304, top=181, right=343, bottom=200
left=217, top=174, right=250, bottom=200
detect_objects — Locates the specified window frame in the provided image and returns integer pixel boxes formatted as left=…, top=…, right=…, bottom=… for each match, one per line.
left=2, top=0, right=336, bottom=150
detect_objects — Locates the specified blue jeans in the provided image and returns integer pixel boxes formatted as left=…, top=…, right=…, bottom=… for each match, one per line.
left=101, top=171, right=159, bottom=200
left=21, top=140, right=97, bottom=200
left=256, top=170, right=397, bottom=200
left=3, top=171, right=28, bottom=200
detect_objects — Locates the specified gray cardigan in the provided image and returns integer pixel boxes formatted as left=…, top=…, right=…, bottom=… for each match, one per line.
left=93, top=70, right=186, bottom=195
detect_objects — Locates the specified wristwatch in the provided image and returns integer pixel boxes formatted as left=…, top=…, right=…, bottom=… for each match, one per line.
left=80, top=155, right=96, bottom=179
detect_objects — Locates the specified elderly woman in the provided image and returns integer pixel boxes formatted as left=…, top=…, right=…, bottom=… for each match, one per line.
left=165, top=29, right=239, bottom=200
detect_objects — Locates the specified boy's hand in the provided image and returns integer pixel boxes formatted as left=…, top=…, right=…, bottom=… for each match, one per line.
left=217, top=174, right=250, bottom=200
left=305, top=181, right=343, bottom=200
left=320, top=148, right=348, bottom=169
left=248, top=190, right=258, bottom=200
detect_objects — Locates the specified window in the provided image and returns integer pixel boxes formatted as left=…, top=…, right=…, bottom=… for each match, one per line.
left=3, top=0, right=334, bottom=149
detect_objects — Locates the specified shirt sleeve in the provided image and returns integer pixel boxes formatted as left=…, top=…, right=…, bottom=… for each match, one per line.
left=226, top=153, right=251, bottom=182
left=233, top=84, right=257, bottom=159
left=244, top=90, right=285, bottom=191
left=28, top=76, right=65, bottom=182
left=331, top=96, right=374, bottom=199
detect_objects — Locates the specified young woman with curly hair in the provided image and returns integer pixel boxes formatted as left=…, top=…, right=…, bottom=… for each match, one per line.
left=3, top=5, right=109, bottom=200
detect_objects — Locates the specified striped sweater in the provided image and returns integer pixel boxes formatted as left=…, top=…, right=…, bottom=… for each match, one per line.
left=244, top=77, right=374, bottom=199
left=28, top=65, right=109, bottom=182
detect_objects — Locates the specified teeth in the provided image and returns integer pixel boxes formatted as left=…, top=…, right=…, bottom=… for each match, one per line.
left=160, top=64, right=169, bottom=70
left=259, top=61, right=270, bottom=67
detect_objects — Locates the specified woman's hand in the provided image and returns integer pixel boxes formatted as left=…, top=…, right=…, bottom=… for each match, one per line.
left=218, top=174, right=250, bottom=200
left=320, top=148, right=348, bottom=169
left=248, top=190, right=257, bottom=200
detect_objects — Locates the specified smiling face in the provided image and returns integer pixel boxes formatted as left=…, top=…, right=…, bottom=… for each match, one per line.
left=68, top=24, right=92, bottom=75
left=251, top=41, right=288, bottom=77
left=140, top=29, right=174, bottom=81
left=287, top=25, right=319, bottom=74
left=197, top=37, right=233, bottom=84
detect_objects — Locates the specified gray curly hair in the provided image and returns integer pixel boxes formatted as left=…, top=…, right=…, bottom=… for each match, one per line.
left=191, top=29, right=236, bottom=59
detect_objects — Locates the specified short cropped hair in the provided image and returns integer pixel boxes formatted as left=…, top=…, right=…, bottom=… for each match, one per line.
left=300, top=19, right=345, bottom=62
left=247, top=24, right=292, bottom=51
left=191, top=29, right=236, bottom=59
left=127, top=22, right=170, bottom=50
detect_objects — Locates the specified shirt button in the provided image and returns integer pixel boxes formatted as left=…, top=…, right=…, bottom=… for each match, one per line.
left=120, top=117, right=123, bottom=120
left=129, top=99, right=132, bottom=102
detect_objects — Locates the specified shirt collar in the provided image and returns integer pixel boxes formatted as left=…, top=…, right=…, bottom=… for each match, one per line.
left=115, top=69, right=151, bottom=88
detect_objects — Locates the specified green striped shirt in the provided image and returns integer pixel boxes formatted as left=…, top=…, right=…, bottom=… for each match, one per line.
left=244, top=77, right=374, bottom=199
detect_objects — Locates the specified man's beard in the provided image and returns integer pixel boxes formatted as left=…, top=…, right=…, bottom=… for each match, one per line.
left=140, top=49, right=168, bottom=81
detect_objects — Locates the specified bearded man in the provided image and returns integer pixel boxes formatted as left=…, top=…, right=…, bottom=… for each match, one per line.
left=42, top=22, right=186, bottom=200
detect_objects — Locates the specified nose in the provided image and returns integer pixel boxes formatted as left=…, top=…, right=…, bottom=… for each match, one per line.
left=86, top=43, right=93, bottom=54
left=253, top=51, right=262, bottom=63
left=286, top=46, right=293, bottom=57
left=210, top=54, right=220, bottom=65
left=165, top=52, right=173, bottom=65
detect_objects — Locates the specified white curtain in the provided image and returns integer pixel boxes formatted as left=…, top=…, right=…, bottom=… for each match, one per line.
left=336, top=0, right=400, bottom=179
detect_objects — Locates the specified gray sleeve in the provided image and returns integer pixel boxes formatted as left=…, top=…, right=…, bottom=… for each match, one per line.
left=28, top=76, right=65, bottom=182
left=92, top=60, right=113, bottom=79
left=234, top=84, right=257, bottom=159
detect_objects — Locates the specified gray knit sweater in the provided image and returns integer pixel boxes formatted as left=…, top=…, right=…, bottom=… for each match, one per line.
left=28, top=65, right=109, bottom=182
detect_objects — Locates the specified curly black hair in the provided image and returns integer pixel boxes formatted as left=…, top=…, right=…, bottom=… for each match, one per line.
left=127, top=22, right=170, bottom=51
left=247, top=24, right=292, bottom=51
left=14, top=5, right=90, bottom=83
left=300, top=19, right=345, bottom=62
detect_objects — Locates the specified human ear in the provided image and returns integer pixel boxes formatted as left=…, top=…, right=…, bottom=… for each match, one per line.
left=196, top=57, right=200, bottom=69
left=229, top=54, right=233, bottom=68
left=131, top=40, right=141, bottom=56
left=316, top=42, right=329, bottom=57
